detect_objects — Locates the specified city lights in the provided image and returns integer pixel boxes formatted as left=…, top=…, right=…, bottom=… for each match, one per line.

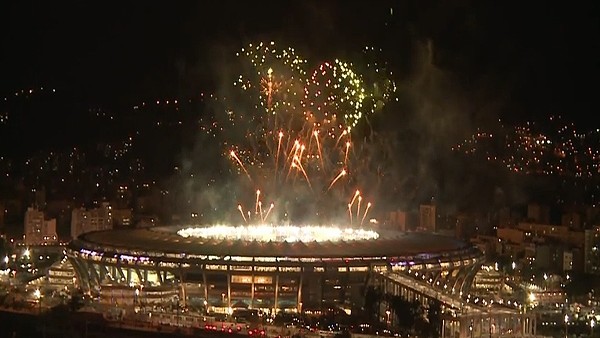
left=454, top=116, right=600, bottom=178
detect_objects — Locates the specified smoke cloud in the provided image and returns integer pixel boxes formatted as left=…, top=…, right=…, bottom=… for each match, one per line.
left=166, top=3, right=523, bottom=227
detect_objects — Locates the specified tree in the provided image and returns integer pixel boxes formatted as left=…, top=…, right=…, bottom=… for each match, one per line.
left=364, top=286, right=383, bottom=321
left=565, top=272, right=599, bottom=298
left=388, top=294, right=420, bottom=331
left=426, top=299, right=443, bottom=338
left=69, top=292, right=84, bottom=312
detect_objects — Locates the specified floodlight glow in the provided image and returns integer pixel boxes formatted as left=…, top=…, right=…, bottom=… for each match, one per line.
left=177, top=225, right=379, bottom=242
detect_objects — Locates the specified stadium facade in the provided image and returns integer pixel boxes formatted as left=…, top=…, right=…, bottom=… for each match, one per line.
left=66, top=226, right=483, bottom=313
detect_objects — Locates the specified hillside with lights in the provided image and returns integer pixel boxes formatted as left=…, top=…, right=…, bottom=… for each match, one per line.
left=454, top=116, right=600, bottom=179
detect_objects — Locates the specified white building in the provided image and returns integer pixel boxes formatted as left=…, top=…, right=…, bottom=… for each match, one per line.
left=24, top=207, right=57, bottom=245
left=71, top=202, right=113, bottom=239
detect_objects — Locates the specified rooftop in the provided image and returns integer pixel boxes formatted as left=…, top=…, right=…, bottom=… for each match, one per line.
left=71, top=225, right=477, bottom=260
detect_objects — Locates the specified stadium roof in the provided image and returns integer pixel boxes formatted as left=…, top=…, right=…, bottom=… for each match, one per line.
left=72, top=226, right=476, bottom=259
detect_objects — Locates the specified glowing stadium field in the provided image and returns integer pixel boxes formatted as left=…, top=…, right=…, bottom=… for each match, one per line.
left=176, top=225, right=380, bottom=242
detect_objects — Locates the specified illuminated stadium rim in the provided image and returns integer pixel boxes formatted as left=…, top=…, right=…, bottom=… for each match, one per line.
left=176, top=225, right=380, bottom=243
left=69, top=226, right=483, bottom=266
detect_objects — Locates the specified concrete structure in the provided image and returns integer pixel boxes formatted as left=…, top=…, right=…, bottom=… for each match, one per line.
left=496, top=222, right=586, bottom=271
left=70, top=202, right=113, bottom=239
left=472, top=266, right=504, bottom=292
left=561, top=212, right=582, bottom=230
left=387, top=210, right=408, bottom=231
left=24, top=206, right=57, bottom=245
left=562, top=250, right=573, bottom=271
left=497, top=228, right=526, bottom=244
left=111, top=208, right=133, bottom=227
left=420, top=204, right=436, bottom=232
left=46, top=256, right=77, bottom=290
left=527, top=204, right=550, bottom=224
left=67, top=226, right=483, bottom=314
left=535, top=244, right=568, bottom=271
left=374, top=271, right=538, bottom=338
left=584, top=226, right=600, bottom=274
left=517, top=222, right=584, bottom=248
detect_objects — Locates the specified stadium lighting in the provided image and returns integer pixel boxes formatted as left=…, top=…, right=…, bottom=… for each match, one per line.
left=177, top=225, right=379, bottom=242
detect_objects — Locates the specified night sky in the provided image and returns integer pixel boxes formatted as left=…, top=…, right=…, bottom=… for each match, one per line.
left=0, top=1, right=599, bottom=225
left=2, top=1, right=598, bottom=124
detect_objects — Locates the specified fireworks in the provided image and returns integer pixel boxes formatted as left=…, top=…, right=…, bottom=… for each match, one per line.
left=177, top=225, right=379, bottom=242
left=213, top=42, right=395, bottom=225
left=302, top=60, right=367, bottom=131
left=234, top=41, right=306, bottom=119
left=362, top=46, right=398, bottom=110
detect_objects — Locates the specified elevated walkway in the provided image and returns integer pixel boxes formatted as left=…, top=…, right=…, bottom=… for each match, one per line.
left=376, top=272, right=539, bottom=338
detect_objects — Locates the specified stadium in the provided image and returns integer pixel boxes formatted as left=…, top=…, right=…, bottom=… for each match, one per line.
left=66, top=225, right=483, bottom=313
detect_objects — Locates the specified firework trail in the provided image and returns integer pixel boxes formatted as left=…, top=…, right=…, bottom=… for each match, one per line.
left=210, top=42, right=397, bottom=224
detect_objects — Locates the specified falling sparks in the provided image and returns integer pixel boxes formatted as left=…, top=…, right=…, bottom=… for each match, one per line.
left=263, top=203, right=275, bottom=222
left=275, top=131, right=284, bottom=173
left=356, top=195, right=362, bottom=219
left=215, top=42, right=397, bottom=224
left=344, top=141, right=351, bottom=165
left=255, top=189, right=261, bottom=214
left=349, top=190, right=360, bottom=207
left=361, top=202, right=372, bottom=226
left=230, top=150, right=251, bottom=181
left=238, top=205, right=247, bottom=223
left=303, top=60, right=370, bottom=129
left=327, top=169, right=347, bottom=191
left=348, top=203, right=353, bottom=226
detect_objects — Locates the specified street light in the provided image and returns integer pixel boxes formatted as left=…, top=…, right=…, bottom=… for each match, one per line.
left=385, top=309, right=391, bottom=327
left=134, top=288, right=140, bottom=305
left=564, top=314, right=569, bottom=338
left=528, top=293, right=536, bottom=312
left=591, top=318, right=595, bottom=337
left=34, top=288, right=45, bottom=336
left=34, top=289, right=42, bottom=314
